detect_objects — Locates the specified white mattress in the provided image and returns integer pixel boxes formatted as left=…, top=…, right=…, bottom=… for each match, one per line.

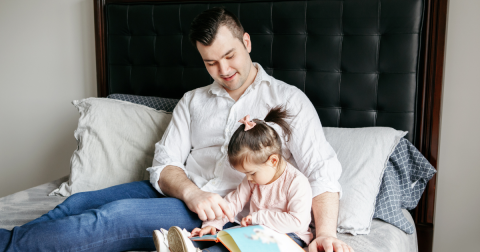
left=0, top=176, right=417, bottom=252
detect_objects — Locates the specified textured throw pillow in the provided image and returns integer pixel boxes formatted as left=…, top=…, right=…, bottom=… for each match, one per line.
left=107, top=94, right=179, bottom=112
left=323, top=127, right=407, bottom=235
left=49, top=98, right=172, bottom=197
left=373, top=138, right=436, bottom=234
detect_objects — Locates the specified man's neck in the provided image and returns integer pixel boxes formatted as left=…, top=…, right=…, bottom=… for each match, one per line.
left=225, top=63, right=258, bottom=101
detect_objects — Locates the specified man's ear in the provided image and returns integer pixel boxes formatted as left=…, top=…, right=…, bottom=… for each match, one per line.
left=243, top=32, right=252, bottom=53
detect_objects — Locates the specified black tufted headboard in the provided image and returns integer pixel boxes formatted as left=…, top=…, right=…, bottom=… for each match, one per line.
left=94, top=0, right=448, bottom=250
left=102, top=0, right=423, bottom=142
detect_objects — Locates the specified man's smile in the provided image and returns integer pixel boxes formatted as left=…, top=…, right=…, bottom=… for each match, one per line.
left=221, top=72, right=237, bottom=81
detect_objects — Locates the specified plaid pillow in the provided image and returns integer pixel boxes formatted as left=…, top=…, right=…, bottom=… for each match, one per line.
left=107, top=94, right=179, bottom=112
left=373, top=138, right=436, bottom=234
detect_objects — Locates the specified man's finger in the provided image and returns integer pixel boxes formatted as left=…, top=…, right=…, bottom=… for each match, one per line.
left=308, top=240, right=318, bottom=252
left=332, top=241, right=343, bottom=252
left=323, top=241, right=334, bottom=252
left=204, top=207, right=216, bottom=221
left=218, top=200, right=234, bottom=222
left=211, top=203, right=225, bottom=220
left=347, top=244, right=354, bottom=252
left=210, top=228, right=216, bottom=235
left=197, top=209, right=207, bottom=221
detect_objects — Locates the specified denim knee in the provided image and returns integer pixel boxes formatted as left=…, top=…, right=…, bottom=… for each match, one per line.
left=59, top=191, right=96, bottom=212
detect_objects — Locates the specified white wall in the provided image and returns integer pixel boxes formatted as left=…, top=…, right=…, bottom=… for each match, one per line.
left=433, top=0, right=480, bottom=251
left=0, top=0, right=97, bottom=197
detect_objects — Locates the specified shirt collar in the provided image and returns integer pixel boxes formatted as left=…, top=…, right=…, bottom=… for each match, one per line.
left=208, top=63, right=272, bottom=97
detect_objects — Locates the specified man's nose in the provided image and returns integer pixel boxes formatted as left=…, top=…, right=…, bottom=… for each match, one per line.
left=218, top=61, right=230, bottom=76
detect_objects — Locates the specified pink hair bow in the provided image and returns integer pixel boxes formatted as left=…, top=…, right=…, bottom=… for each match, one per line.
left=238, top=115, right=256, bottom=131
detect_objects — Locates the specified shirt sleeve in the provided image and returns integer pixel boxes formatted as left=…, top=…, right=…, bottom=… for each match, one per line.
left=285, top=88, right=343, bottom=198
left=250, top=174, right=312, bottom=233
left=146, top=93, right=193, bottom=195
left=202, top=177, right=252, bottom=230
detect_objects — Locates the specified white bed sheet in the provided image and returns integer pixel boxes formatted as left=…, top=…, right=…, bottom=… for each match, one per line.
left=0, top=176, right=417, bottom=252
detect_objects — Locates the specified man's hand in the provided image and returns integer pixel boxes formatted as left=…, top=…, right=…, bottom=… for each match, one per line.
left=308, top=234, right=354, bottom=252
left=189, top=226, right=217, bottom=238
left=183, top=189, right=234, bottom=222
left=159, top=166, right=234, bottom=222
left=310, top=192, right=354, bottom=252
left=240, top=215, right=252, bottom=227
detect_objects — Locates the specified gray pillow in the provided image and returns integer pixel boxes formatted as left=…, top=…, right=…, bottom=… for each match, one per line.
left=50, top=98, right=172, bottom=196
left=323, top=127, right=407, bottom=235
left=374, top=138, right=436, bottom=234
left=107, top=94, right=179, bottom=112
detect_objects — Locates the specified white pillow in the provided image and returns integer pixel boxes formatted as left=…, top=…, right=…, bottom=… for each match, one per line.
left=50, top=98, right=172, bottom=196
left=323, top=127, right=407, bottom=235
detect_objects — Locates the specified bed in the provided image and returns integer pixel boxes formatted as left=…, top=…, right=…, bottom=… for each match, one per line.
left=1, top=0, right=447, bottom=251
left=0, top=175, right=418, bottom=251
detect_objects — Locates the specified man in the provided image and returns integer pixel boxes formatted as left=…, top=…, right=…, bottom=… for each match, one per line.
left=0, top=7, right=353, bottom=252
left=149, top=8, right=353, bottom=252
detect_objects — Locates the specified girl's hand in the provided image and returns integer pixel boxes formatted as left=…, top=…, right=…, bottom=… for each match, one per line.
left=241, top=215, right=252, bottom=227
left=189, top=226, right=217, bottom=238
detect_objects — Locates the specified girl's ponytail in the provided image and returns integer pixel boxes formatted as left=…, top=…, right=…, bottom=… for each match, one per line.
left=228, top=104, right=294, bottom=168
left=263, top=105, right=293, bottom=142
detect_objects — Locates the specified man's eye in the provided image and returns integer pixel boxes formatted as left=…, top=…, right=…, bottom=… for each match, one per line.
left=227, top=55, right=234, bottom=59
left=207, top=62, right=215, bottom=66
left=251, top=173, right=256, bottom=176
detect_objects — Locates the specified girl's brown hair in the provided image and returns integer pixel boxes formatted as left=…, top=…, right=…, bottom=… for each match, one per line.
left=227, top=105, right=293, bottom=168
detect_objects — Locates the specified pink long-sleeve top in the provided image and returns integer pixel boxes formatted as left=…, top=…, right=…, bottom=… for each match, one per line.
left=202, top=162, right=313, bottom=244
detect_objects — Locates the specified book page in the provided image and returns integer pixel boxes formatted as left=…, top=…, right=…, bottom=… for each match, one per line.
left=219, top=225, right=304, bottom=252
left=189, top=233, right=217, bottom=242
left=189, top=226, right=242, bottom=242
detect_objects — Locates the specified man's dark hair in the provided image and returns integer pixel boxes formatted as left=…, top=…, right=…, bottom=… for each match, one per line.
left=189, top=7, right=245, bottom=47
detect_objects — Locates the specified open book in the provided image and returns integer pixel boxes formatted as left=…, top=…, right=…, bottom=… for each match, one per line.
left=190, top=225, right=305, bottom=252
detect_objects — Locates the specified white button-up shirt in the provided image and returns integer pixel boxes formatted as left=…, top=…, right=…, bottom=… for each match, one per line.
left=147, top=63, right=342, bottom=199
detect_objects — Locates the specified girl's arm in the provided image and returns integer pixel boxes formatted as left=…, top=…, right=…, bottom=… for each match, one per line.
left=201, top=177, right=252, bottom=231
left=250, top=175, right=312, bottom=233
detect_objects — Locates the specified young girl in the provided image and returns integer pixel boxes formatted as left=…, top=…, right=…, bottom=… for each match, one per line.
left=154, top=106, right=313, bottom=252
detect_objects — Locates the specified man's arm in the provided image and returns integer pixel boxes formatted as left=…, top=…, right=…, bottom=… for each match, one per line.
left=159, top=165, right=234, bottom=223
left=280, top=89, right=352, bottom=251
left=309, top=192, right=353, bottom=252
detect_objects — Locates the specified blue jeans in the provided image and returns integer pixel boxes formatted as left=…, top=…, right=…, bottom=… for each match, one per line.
left=0, top=180, right=236, bottom=252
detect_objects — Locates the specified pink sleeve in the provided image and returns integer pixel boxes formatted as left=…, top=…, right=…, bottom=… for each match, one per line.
left=202, top=177, right=252, bottom=230
left=251, top=175, right=312, bottom=233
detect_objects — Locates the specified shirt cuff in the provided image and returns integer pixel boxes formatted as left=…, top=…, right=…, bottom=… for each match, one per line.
left=146, top=162, right=188, bottom=195
left=202, top=218, right=227, bottom=231
left=251, top=212, right=260, bottom=225
left=310, top=180, right=343, bottom=199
